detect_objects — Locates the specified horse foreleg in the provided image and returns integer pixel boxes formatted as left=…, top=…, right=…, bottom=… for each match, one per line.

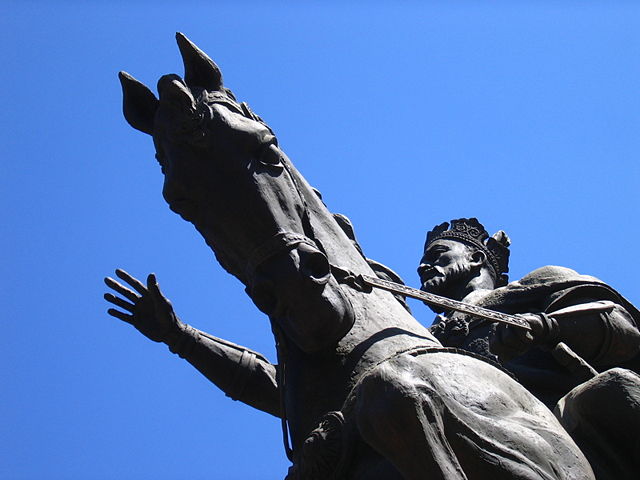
left=353, top=359, right=468, bottom=480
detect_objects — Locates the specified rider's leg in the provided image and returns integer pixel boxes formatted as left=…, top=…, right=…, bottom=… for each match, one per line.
left=352, top=352, right=594, bottom=480
left=353, top=356, right=468, bottom=480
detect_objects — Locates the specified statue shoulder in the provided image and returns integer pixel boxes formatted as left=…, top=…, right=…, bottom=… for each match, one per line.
left=517, top=265, right=603, bottom=287
left=480, top=265, right=610, bottom=312
left=513, top=266, right=639, bottom=321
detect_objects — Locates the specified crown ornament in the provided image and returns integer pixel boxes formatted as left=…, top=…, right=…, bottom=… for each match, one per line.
left=425, top=218, right=511, bottom=286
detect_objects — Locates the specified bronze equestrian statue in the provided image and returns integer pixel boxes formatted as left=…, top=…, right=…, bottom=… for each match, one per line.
left=106, top=33, right=594, bottom=479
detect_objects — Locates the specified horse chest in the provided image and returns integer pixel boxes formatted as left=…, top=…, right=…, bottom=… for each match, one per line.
left=282, top=350, right=350, bottom=448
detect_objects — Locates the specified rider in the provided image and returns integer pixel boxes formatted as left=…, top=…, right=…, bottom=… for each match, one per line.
left=418, top=217, right=640, bottom=478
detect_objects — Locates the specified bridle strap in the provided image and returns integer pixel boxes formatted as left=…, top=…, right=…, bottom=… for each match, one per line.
left=271, top=322, right=295, bottom=462
left=245, top=232, right=319, bottom=276
left=330, top=264, right=373, bottom=293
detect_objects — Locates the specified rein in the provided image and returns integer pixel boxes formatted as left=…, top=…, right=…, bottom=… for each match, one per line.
left=271, top=321, right=295, bottom=462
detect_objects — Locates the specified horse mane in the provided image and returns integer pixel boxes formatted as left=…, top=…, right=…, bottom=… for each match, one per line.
left=312, top=189, right=411, bottom=312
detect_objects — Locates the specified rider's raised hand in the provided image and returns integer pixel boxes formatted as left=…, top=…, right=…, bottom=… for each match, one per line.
left=104, top=269, right=181, bottom=343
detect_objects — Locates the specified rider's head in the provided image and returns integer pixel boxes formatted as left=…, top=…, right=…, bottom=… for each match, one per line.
left=417, top=218, right=510, bottom=303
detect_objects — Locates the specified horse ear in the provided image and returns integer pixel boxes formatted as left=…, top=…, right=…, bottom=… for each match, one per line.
left=175, top=32, right=223, bottom=91
left=119, top=71, right=158, bottom=135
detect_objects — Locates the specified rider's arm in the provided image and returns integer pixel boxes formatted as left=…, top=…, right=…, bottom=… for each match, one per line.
left=542, top=300, right=640, bottom=366
left=166, top=324, right=282, bottom=417
left=104, top=269, right=281, bottom=418
left=492, top=299, right=640, bottom=365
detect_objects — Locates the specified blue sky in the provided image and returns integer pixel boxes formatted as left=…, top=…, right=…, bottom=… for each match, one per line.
left=2, top=2, right=639, bottom=479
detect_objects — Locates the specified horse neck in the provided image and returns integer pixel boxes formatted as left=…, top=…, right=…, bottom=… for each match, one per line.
left=284, top=159, right=374, bottom=276
left=278, top=163, right=440, bottom=448
left=285, top=161, right=437, bottom=373
left=280, top=281, right=437, bottom=449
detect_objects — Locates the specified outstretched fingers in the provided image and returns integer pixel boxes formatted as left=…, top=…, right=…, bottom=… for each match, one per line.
left=116, top=268, right=148, bottom=295
left=104, top=292, right=135, bottom=312
left=104, top=269, right=146, bottom=326
left=104, top=276, right=138, bottom=302
left=107, top=307, right=134, bottom=324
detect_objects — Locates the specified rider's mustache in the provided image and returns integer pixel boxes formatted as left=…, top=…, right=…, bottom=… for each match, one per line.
left=421, top=265, right=445, bottom=281
left=420, top=267, right=446, bottom=291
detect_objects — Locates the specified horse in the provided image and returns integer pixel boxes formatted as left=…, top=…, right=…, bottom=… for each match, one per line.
left=109, top=33, right=594, bottom=479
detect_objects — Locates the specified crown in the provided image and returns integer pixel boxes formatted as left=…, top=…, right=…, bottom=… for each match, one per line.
left=425, top=218, right=511, bottom=286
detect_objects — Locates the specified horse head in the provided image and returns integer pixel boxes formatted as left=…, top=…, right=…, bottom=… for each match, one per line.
left=119, top=33, right=370, bottom=353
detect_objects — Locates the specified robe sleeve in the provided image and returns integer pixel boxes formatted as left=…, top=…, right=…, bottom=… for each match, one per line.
left=165, top=323, right=281, bottom=417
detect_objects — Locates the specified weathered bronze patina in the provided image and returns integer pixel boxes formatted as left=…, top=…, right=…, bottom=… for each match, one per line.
left=106, top=34, right=597, bottom=479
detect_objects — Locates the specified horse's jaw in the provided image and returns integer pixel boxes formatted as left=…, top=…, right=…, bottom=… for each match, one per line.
left=190, top=220, right=252, bottom=286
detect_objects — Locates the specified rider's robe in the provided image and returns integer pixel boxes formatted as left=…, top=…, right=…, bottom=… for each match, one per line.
left=430, top=265, right=640, bottom=408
